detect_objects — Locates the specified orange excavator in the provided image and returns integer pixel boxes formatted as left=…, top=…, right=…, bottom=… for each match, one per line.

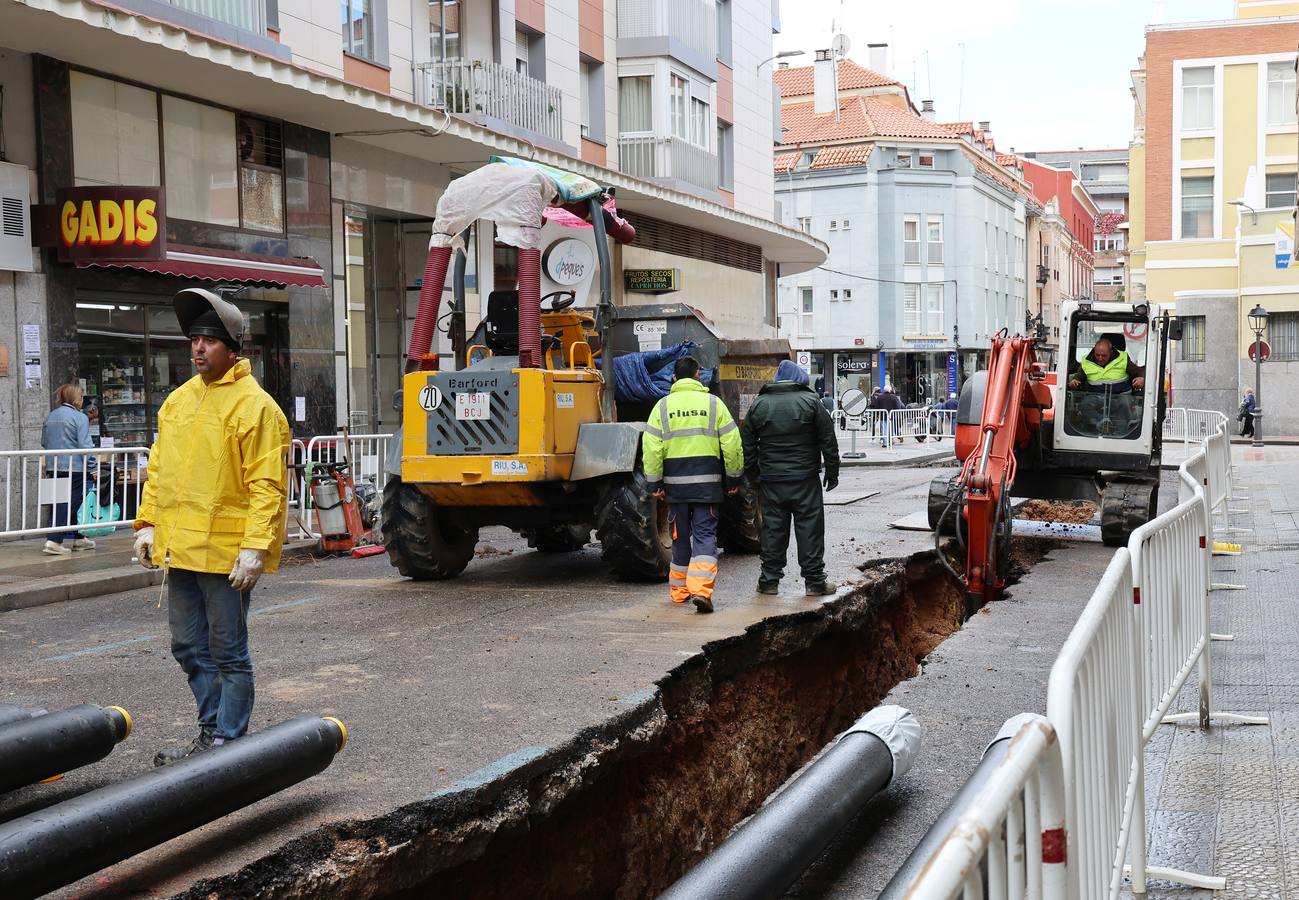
left=929, top=300, right=1180, bottom=607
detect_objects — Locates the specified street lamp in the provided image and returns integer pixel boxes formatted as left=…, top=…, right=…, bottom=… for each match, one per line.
left=1249, top=303, right=1268, bottom=448
left=1229, top=198, right=1259, bottom=225
left=757, top=50, right=806, bottom=73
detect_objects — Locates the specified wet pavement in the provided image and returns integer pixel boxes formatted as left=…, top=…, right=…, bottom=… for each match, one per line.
left=0, top=463, right=963, bottom=898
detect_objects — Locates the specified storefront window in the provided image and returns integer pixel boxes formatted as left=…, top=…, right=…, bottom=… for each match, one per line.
left=69, top=72, right=160, bottom=188
left=834, top=353, right=874, bottom=400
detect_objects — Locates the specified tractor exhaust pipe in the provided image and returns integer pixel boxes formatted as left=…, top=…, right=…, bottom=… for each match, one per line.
left=658, top=706, right=921, bottom=900
left=405, top=243, right=455, bottom=373
left=0, top=704, right=131, bottom=795
left=0, top=715, right=347, bottom=899
left=518, top=245, right=542, bottom=368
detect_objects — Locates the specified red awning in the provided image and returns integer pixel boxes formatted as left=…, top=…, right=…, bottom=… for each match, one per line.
left=75, top=243, right=327, bottom=288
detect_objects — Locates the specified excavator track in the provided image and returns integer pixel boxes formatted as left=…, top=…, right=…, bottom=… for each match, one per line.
left=1100, top=479, right=1159, bottom=547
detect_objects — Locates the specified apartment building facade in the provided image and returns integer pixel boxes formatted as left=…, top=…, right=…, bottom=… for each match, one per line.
left=0, top=0, right=822, bottom=450
left=1129, top=0, right=1299, bottom=428
left=772, top=55, right=1031, bottom=407
left=1028, top=149, right=1130, bottom=302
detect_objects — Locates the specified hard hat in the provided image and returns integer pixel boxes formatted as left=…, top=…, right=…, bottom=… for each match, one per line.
left=174, top=288, right=244, bottom=351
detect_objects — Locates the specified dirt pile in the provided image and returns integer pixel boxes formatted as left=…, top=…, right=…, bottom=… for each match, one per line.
left=1017, top=499, right=1098, bottom=524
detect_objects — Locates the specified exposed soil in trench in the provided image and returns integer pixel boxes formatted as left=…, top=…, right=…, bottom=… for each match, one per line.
left=1017, top=499, right=1099, bottom=524
left=176, top=541, right=1051, bottom=900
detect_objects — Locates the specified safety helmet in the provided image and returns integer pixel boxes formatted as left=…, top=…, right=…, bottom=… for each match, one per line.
left=174, top=288, right=244, bottom=351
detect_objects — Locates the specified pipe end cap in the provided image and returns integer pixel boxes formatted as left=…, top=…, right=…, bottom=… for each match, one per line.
left=106, top=705, right=133, bottom=740
left=845, top=705, right=922, bottom=784
left=322, top=716, right=348, bottom=752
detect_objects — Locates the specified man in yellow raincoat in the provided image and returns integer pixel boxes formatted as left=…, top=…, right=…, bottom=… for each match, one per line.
left=133, top=288, right=290, bottom=765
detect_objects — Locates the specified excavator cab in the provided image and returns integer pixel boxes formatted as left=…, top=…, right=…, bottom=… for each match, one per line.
left=929, top=300, right=1176, bottom=606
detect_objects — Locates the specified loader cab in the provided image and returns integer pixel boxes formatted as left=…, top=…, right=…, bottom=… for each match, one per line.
left=1054, top=301, right=1158, bottom=458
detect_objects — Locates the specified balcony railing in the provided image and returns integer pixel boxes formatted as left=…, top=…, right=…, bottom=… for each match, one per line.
left=619, top=135, right=719, bottom=193
left=617, top=0, right=717, bottom=64
left=170, top=0, right=265, bottom=33
left=414, top=59, right=564, bottom=142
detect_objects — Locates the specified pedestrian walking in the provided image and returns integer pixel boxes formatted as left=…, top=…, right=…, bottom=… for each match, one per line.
left=642, top=356, right=744, bottom=614
left=871, top=385, right=903, bottom=446
left=741, top=360, right=840, bottom=597
left=40, top=383, right=97, bottom=556
left=1239, top=389, right=1257, bottom=438
left=133, top=288, right=290, bottom=764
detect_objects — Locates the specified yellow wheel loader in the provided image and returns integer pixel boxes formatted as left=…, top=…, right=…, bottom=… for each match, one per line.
left=381, top=157, right=772, bottom=581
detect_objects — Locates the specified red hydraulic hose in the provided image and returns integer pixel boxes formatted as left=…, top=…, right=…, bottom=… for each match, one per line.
left=405, top=244, right=454, bottom=372
left=518, top=246, right=542, bottom=368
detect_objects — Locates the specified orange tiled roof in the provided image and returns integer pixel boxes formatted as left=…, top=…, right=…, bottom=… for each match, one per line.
left=773, top=59, right=902, bottom=98
left=996, top=153, right=1019, bottom=167
left=811, top=144, right=873, bottom=169
left=774, top=150, right=799, bottom=173
left=778, top=96, right=958, bottom=145
left=939, top=121, right=974, bottom=135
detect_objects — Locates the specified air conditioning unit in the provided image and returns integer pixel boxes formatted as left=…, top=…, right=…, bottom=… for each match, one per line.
left=0, top=162, right=33, bottom=273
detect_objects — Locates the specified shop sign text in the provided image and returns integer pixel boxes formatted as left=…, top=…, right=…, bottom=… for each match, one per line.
left=624, top=268, right=680, bottom=293
left=56, top=187, right=165, bottom=261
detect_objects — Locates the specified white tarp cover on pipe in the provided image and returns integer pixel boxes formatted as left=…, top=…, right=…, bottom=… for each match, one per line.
left=428, top=158, right=603, bottom=252
left=846, top=705, right=923, bottom=782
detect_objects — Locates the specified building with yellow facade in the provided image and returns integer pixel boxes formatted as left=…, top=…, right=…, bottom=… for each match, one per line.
left=1129, top=1, right=1299, bottom=429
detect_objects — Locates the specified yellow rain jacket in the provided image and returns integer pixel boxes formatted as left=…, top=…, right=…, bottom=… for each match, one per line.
left=135, top=358, right=291, bottom=574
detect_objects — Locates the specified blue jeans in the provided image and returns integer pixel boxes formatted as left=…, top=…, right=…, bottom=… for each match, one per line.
left=167, top=569, right=254, bottom=740
left=49, top=472, right=86, bottom=543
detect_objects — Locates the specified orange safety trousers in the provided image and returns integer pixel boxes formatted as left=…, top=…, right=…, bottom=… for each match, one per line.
left=668, top=503, right=718, bottom=602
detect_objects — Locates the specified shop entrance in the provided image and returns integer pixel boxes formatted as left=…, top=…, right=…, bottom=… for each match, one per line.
left=343, top=213, right=478, bottom=434
left=75, top=292, right=278, bottom=448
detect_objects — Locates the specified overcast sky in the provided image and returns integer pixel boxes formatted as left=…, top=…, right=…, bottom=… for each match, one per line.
left=773, top=0, right=1235, bottom=153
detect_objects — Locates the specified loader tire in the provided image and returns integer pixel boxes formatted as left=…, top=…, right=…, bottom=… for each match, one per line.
left=381, top=478, right=478, bottom=580
left=1100, top=479, right=1159, bottom=548
left=718, top=474, right=762, bottom=553
left=595, top=470, right=671, bottom=581
left=524, top=523, right=592, bottom=552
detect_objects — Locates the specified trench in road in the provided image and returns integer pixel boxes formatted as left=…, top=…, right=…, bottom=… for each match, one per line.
left=174, top=540, right=1052, bottom=900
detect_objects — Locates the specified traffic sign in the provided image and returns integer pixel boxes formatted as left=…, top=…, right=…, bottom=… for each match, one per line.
left=795, top=351, right=812, bottom=372
left=1250, top=340, right=1271, bottom=362
left=839, top=388, right=869, bottom=416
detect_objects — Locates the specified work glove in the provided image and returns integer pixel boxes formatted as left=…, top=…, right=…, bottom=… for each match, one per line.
left=133, top=526, right=156, bottom=569
left=823, top=472, right=839, bottom=492
left=228, top=548, right=268, bottom=593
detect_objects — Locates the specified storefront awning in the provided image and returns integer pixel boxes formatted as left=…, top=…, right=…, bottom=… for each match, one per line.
left=75, top=244, right=327, bottom=288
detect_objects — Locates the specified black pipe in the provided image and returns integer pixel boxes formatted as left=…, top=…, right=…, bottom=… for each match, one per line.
left=877, top=713, right=1029, bottom=899
left=0, top=703, right=131, bottom=794
left=0, top=705, right=46, bottom=729
left=0, top=715, right=347, bottom=899
left=658, top=706, right=920, bottom=900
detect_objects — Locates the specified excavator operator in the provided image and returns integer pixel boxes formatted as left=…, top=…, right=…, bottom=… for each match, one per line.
left=1066, top=335, right=1146, bottom=437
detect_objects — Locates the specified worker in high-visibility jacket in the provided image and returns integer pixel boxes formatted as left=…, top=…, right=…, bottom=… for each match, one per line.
left=1067, top=336, right=1145, bottom=393
left=642, top=356, right=744, bottom=614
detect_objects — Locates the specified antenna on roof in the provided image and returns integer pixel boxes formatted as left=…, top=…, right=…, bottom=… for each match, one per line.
left=831, top=33, right=850, bottom=58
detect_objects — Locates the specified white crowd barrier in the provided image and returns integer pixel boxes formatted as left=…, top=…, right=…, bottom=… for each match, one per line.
left=837, top=407, right=957, bottom=452
left=900, top=714, right=1070, bottom=900
left=893, top=413, right=1263, bottom=897
left=293, top=433, right=393, bottom=540
left=0, top=447, right=150, bottom=541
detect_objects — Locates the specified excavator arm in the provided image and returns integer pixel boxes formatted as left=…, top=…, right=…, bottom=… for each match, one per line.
left=942, top=333, right=1051, bottom=606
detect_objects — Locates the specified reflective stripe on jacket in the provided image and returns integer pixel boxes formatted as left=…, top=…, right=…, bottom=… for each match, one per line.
left=1079, top=349, right=1130, bottom=386
left=135, top=358, right=291, bottom=575
left=641, top=379, right=744, bottom=504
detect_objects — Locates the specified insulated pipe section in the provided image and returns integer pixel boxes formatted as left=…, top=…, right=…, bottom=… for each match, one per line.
left=658, top=705, right=921, bottom=900
left=877, top=713, right=1034, bottom=899
left=0, top=704, right=131, bottom=795
left=0, top=715, right=347, bottom=899
left=517, top=245, right=542, bottom=368
left=405, top=243, right=455, bottom=372
left=0, top=705, right=46, bottom=729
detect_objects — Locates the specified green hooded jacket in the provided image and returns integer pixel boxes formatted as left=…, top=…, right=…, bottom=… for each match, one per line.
left=740, top=381, right=839, bottom=482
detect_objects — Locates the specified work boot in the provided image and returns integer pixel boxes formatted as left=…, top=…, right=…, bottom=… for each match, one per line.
left=154, top=729, right=216, bottom=767
left=805, top=581, right=838, bottom=597
left=692, top=595, right=714, bottom=614
left=756, top=581, right=779, bottom=595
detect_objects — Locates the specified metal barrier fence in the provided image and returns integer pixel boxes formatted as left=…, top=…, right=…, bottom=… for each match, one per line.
left=892, top=413, right=1261, bottom=896
left=293, top=433, right=392, bottom=540
left=838, top=408, right=957, bottom=453
left=894, top=714, right=1070, bottom=900
left=0, top=447, right=151, bottom=541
